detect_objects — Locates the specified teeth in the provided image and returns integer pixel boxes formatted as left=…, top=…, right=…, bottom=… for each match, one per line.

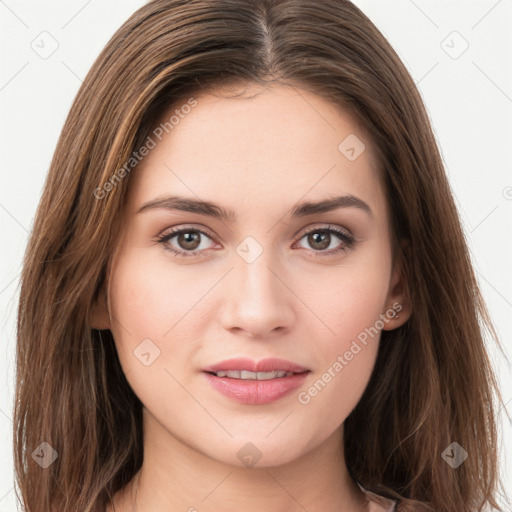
left=215, top=370, right=293, bottom=380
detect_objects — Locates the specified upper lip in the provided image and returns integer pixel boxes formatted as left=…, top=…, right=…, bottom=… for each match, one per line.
left=202, top=357, right=309, bottom=374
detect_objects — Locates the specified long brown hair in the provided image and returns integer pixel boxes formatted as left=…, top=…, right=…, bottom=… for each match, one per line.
left=14, top=1, right=509, bottom=511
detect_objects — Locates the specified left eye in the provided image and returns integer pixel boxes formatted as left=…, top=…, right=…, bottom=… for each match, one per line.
left=295, top=227, right=354, bottom=254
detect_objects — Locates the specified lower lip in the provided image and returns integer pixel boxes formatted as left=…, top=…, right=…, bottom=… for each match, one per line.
left=203, top=371, right=309, bottom=405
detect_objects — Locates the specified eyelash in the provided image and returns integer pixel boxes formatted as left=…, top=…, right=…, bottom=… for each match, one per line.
left=156, top=224, right=356, bottom=259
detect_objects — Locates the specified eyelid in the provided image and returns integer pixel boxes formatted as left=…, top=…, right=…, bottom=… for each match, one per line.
left=158, top=223, right=353, bottom=243
left=157, top=223, right=219, bottom=244
left=292, top=223, right=356, bottom=256
left=156, top=222, right=355, bottom=258
left=294, top=222, right=353, bottom=239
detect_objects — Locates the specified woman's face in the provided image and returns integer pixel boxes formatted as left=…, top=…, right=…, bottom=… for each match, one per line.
left=97, top=83, right=408, bottom=468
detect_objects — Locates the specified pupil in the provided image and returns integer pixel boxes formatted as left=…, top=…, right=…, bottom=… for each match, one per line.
left=179, top=232, right=200, bottom=249
left=310, top=231, right=330, bottom=250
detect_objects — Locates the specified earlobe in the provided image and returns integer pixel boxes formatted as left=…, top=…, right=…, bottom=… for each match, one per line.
left=89, top=286, right=111, bottom=330
left=382, top=247, right=412, bottom=330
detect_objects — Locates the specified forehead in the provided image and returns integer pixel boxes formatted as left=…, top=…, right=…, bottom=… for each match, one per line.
left=126, top=83, right=387, bottom=221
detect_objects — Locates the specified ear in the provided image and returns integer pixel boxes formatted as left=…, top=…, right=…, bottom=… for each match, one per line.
left=382, top=242, right=412, bottom=330
left=89, top=284, right=111, bottom=330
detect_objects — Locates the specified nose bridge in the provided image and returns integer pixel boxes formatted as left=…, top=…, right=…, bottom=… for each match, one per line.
left=234, top=237, right=286, bottom=306
left=220, top=235, right=294, bottom=336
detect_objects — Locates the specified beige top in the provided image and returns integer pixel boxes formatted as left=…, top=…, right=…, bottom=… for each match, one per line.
left=358, top=483, right=397, bottom=512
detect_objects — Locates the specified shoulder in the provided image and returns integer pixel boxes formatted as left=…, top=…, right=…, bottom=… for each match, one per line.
left=357, top=483, right=397, bottom=512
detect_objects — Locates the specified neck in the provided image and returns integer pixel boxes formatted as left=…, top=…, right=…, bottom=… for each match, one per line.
left=111, top=407, right=368, bottom=512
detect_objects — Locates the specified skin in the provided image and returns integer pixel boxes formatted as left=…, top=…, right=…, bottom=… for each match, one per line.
left=93, top=82, right=411, bottom=512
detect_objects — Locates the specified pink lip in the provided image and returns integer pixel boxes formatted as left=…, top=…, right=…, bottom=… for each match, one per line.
left=202, top=357, right=310, bottom=405
left=202, top=357, right=309, bottom=373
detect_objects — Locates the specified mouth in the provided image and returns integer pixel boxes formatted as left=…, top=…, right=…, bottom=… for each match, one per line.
left=202, top=357, right=310, bottom=405
left=207, top=369, right=305, bottom=380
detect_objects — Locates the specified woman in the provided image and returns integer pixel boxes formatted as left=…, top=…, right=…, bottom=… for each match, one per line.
left=14, top=1, right=508, bottom=511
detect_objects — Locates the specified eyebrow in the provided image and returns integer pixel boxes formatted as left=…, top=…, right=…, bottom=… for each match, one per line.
left=136, top=194, right=373, bottom=221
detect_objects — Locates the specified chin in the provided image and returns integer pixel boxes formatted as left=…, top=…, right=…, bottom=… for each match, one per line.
left=199, top=431, right=317, bottom=469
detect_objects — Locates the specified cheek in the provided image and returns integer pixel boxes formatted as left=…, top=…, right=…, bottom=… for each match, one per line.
left=108, top=249, right=180, bottom=374
left=107, top=249, right=203, bottom=411
left=293, top=276, right=386, bottom=438
left=296, top=343, right=378, bottom=447
left=290, top=250, right=390, bottom=422
left=296, top=252, right=390, bottom=353
left=107, top=247, right=224, bottom=391
left=109, top=248, right=207, bottom=337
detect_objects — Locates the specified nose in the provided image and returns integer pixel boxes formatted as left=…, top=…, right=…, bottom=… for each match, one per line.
left=219, top=247, right=295, bottom=339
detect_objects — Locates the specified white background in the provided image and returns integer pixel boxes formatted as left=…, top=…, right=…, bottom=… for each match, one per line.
left=0, top=1, right=511, bottom=510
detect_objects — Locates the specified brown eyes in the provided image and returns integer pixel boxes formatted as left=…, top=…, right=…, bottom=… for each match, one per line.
left=156, top=224, right=355, bottom=259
